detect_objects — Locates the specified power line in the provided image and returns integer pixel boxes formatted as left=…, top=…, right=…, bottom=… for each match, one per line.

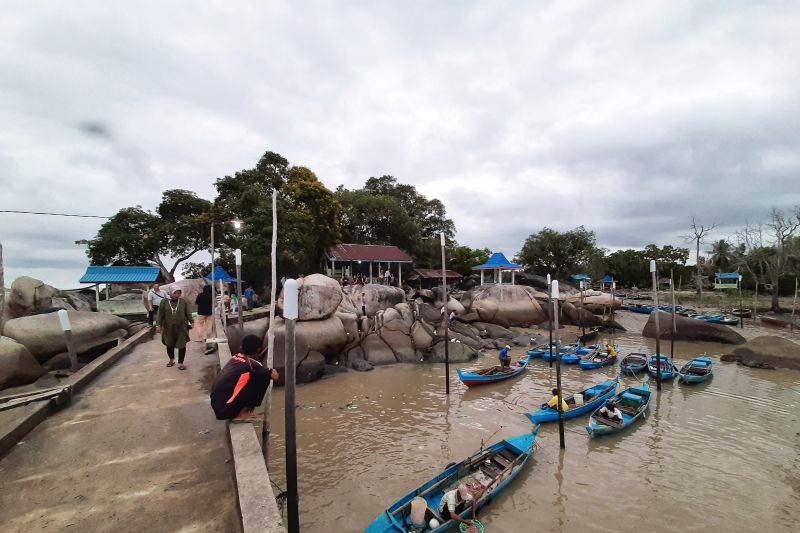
left=0, top=210, right=109, bottom=219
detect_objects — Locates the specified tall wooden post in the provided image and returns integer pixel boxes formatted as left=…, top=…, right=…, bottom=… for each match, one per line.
left=739, top=274, right=744, bottom=329
left=262, top=189, right=278, bottom=461
left=440, top=233, right=450, bottom=395
left=670, top=271, right=677, bottom=359
left=791, top=277, right=798, bottom=333
left=552, top=280, right=565, bottom=449
left=579, top=280, right=586, bottom=337
left=651, top=260, right=662, bottom=391
left=0, top=242, right=4, bottom=335
left=610, top=280, right=616, bottom=342
left=547, top=274, right=553, bottom=368
left=283, top=279, right=300, bottom=533
left=235, top=249, right=243, bottom=330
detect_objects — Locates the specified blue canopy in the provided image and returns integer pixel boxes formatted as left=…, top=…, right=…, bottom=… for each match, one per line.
left=715, top=272, right=740, bottom=279
left=601, top=275, right=614, bottom=283
left=571, top=274, right=591, bottom=281
left=205, top=266, right=240, bottom=283
left=472, top=252, right=524, bottom=270
left=80, top=266, right=160, bottom=283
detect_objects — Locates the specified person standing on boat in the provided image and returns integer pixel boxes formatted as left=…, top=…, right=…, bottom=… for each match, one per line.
left=545, top=388, right=569, bottom=411
left=498, top=345, right=512, bottom=368
left=156, top=284, right=193, bottom=370
left=437, top=484, right=475, bottom=526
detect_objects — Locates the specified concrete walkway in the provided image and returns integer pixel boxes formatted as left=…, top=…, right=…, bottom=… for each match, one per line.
left=0, top=336, right=241, bottom=533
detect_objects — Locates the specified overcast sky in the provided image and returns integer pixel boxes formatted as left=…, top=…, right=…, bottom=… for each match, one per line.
left=2, top=1, right=799, bottom=289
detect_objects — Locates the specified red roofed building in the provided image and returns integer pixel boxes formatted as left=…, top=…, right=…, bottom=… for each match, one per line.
left=326, top=244, right=413, bottom=285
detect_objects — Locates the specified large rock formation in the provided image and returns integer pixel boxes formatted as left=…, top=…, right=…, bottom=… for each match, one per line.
left=277, top=274, right=343, bottom=320
left=3, top=311, right=131, bottom=362
left=721, top=336, right=800, bottom=370
left=642, top=311, right=746, bottom=344
left=5, top=276, right=58, bottom=318
left=343, top=284, right=405, bottom=317
left=0, top=336, right=45, bottom=389
left=460, top=285, right=547, bottom=326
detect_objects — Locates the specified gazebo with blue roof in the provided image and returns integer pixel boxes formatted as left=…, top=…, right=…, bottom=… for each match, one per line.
left=714, top=272, right=740, bottom=290
left=472, top=252, right=524, bottom=285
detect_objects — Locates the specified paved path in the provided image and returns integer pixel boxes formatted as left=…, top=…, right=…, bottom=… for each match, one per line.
left=0, top=336, right=240, bottom=533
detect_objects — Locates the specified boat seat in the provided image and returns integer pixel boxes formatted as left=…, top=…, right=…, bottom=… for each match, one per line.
left=497, top=449, right=517, bottom=463
left=620, top=392, right=643, bottom=407
left=492, top=453, right=512, bottom=469
left=481, top=463, right=502, bottom=479
left=692, top=361, right=710, bottom=367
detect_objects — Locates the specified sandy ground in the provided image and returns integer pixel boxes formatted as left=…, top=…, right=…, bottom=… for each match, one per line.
left=0, top=336, right=241, bottom=533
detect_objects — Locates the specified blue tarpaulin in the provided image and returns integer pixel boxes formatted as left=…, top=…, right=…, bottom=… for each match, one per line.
left=204, top=266, right=240, bottom=283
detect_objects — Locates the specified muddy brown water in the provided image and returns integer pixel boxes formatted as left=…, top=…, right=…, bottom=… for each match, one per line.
left=264, top=315, right=800, bottom=532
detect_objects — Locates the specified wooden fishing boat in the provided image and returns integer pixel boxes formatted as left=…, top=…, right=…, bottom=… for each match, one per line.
left=760, top=315, right=799, bottom=330
left=577, top=327, right=600, bottom=344
left=678, top=356, right=713, bottom=384
left=456, top=354, right=532, bottom=387
left=364, top=428, right=539, bottom=532
left=540, top=343, right=581, bottom=363
left=647, top=354, right=676, bottom=381
left=627, top=304, right=654, bottom=314
left=524, top=378, right=617, bottom=423
left=619, top=352, right=648, bottom=375
left=579, top=344, right=619, bottom=370
left=586, top=384, right=651, bottom=437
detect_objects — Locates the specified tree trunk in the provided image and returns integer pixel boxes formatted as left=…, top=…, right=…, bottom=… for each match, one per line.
left=771, top=272, right=781, bottom=312
left=0, top=242, right=5, bottom=335
left=695, top=240, right=701, bottom=295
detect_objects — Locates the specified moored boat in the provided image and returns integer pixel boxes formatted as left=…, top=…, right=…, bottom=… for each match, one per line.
left=760, top=315, right=800, bottom=330
left=578, top=343, right=618, bottom=370
left=647, top=354, right=676, bottom=381
left=524, top=378, right=617, bottom=423
left=619, top=352, right=648, bottom=375
left=678, top=356, right=713, bottom=384
left=540, top=343, right=581, bottom=363
left=586, top=384, right=651, bottom=437
left=627, top=304, right=654, bottom=314
left=457, top=353, right=532, bottom=387
left=364, top=428, right=539, bottom=532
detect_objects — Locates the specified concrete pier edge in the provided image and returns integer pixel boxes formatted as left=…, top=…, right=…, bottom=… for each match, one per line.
left=216, top=315, right=285, bottom=533
left=0, top=325, right=154, bottom=457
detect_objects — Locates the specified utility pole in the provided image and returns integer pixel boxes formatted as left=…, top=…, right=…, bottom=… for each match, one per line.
left=235, top=249, right=243, bottom=330
left=670, top=271, right=677, bottom=359
left=547, top=274, right=553, bottom=368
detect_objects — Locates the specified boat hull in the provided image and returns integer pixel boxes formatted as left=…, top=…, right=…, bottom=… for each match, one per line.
left=457, top=355, right=531, bottom=387
left=647, top=355, right=676, bottom=381
left=524, top=379, right=617, bottom=423
left=586, top=385, right=651, bottom=437
left=678, top=356, right=713, bottom=384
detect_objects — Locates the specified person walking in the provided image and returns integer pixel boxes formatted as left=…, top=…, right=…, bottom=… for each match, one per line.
left=156, top=284, right=193, bottom=370
left=192, top=285, right=213, bottom=346
left=210, top=334, right=279, bottom=422
left=244, top=285, right=256, bottom=310
left=146, top=283, right=167, bottom=326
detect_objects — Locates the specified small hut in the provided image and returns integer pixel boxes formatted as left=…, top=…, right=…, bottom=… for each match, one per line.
left=472, top=252, right=524, bottom=285
left=406, top=268, right=462, bottom=290
left=79, top=266, right=161, bottom=314
left=325, top=244, right=413, bottom=285
left=714, top=272, right=740, bottom=290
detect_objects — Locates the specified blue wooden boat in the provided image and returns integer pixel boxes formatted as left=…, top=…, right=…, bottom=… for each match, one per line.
left=619, top=352, right=648, bottom=375
left=647, top=354, right=676, bottom=381
left=541, top=343, right=581, bottom=364
left=364, top=428, right=539, bottom=532
left=524, top=378, right=618, bottom=423
left=579, top=344, right=618, bottom=370
left=678, top=356, right=713, bottom=384
left=627, top=304, right=654, bottom=314
left=586, top=384, right=651, bottom=437
left=457, top=353, right=532, bottom=387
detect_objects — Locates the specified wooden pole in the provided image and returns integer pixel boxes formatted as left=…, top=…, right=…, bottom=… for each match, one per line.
left=552, top=280, right=565, bottom=449
left=610, top=280, right=616, bottom=343
left=235, top=249, right=243, bottom=330
left=739, top=274, right=744, bottom=329
left=670, top=270, right=677, bottom=359
left=210, top=224, right=217, bottom=340
left=284, top=279, right=299, bottom=533
left=262, top=189, right=277, bottom=462
left=754, top=280, right=758, bottom=318
left=580, top=280, right=586, bottom=337
left=0, top=242, right=4, bottom=335
left=651, top=261, right=662, bottom=391
left=791, top=277, right=798, bottom=333
left=547, top=274, right=553, bottom=368
left=440, top=233, right=449, bottom=395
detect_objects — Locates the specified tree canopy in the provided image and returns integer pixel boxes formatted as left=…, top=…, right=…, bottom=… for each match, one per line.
left=516, top=226, right=597, bottom=279
left=86, top=190, right=211, bottom=282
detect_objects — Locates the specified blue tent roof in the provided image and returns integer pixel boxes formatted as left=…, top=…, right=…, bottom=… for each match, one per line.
left=205, top=266, right=240, bottom=283
left=601, top=275, right=615, bottom=283
left=715, top=272, right=740, bottom=279
left=80, top=266, right=161, bottom=283
left=472, top=252, right=524, bottom=270
left=571, top=274, right=591, bottom=281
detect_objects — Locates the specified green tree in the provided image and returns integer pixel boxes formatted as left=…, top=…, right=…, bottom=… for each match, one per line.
left=448, top=246, right=492, bottom=275
left=214, top=151, right=342, bottom=282
left=708, top=239, right=736, bottom=273
left=86, top=190, right=212, bottom=282
left=515, top=226, right=598, bottom=279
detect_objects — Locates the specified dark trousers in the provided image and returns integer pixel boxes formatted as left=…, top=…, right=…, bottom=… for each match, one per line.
left=148, top=305, right=159, bottom=326
left=213, top=372, right=270, bottom=420
left=166, top=346, right=187, bottom=364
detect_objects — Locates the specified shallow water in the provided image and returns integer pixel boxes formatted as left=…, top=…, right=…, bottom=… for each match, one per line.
left=265, top=319, right=800, bottom=532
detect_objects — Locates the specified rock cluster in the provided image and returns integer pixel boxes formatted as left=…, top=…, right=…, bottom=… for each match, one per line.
left=642, top=311, right=746, bottom=344
left=721, top=336, right=800, bottom=370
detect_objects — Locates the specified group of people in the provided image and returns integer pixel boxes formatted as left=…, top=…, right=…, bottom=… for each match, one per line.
left=147, top=282, right=280, bottom=422
left=340, top=269, right=397, bottom=288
